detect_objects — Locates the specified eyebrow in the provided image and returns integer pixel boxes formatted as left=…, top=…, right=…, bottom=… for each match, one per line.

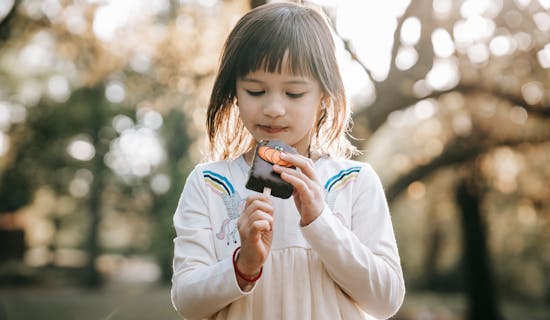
left=241, top=77, right=310, bottom=85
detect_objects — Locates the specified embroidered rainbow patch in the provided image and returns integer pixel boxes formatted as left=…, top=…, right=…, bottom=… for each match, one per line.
left=203, top=170, right=235, bottom=196
left=324, top=166, right=361, bottom=192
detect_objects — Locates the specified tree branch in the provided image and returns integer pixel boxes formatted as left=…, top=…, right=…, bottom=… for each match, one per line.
left=353, top=81, right=550, bottom=135
left=386, top=134, right=550, bottom=202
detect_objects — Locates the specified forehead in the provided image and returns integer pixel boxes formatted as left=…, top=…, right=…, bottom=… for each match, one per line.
left=240, top=53, right=315, bottom=83
left=236, top=47, right=315, bottom=79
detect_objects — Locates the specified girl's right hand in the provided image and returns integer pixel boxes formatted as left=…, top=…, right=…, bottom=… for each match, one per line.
left=236, top=194, right=274, bottom=280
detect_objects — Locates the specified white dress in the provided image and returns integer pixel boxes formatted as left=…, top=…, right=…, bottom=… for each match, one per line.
left=171, top=156, right=405, bottom=320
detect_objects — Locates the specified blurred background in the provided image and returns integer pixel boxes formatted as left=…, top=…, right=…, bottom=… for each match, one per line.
left=0, top=0, right=549, bottom=319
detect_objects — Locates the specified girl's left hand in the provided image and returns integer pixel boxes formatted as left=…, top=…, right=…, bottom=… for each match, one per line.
left=272, top=153, right=325, bottom=226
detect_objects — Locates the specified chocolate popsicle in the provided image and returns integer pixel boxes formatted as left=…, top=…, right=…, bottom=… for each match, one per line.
left=245, top=140, right=297, bottom=199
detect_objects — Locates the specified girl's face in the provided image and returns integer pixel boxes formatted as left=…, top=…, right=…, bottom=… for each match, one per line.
left=236, top=62, right=324, bottom=156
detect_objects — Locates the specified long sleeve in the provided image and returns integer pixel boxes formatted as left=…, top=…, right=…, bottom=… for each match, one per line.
left=300, top=164, right=405, bottom=319
left=170, top=168, right=253, bottom=319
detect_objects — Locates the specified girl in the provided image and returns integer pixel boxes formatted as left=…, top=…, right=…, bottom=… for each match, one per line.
left=171, top=2, right=405, bottom=319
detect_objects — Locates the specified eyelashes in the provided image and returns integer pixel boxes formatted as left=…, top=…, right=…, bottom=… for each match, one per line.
left=246, top=90, right=264, bottom=96
left=245, top=90, right=305, bottom=98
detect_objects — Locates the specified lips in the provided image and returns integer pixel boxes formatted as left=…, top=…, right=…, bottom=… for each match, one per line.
left=258, top=125, right=288, bottom=134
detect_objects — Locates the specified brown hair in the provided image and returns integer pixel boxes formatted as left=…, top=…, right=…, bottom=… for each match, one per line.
left=206, top=2, right=357, bottom=160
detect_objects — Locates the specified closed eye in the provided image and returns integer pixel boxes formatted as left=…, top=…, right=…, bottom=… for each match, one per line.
left=287, top=92, right=305, bottom=98
left=246, top=90, right=265, bottom=96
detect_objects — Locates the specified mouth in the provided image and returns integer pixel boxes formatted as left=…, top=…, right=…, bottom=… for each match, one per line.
left=258, top=125, right=288, bottom=134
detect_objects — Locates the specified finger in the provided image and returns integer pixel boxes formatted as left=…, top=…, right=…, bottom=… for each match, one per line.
left=279, top=170, right=314, bottom=197
left=244, top=199, right=274, bottom=216
left=274, top=164, right=315, bottom=189
left=245, top=193, right=269, bottom=205
left=251, top=220, right=272, bottom=233
left=240, top=206, right=274, bottom=228
left=248, top=210, right=274, bottom=225
left=279, top=153, right=320, bottom=183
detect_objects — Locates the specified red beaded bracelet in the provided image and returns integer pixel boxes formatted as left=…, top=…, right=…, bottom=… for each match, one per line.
left=232, top=246, right=263, bottom=282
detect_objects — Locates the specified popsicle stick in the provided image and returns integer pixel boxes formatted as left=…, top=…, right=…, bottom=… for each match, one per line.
left=263, top=187, right=271, bottom=196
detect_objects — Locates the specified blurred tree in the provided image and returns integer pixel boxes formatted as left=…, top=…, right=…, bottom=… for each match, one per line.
left=150, top=109, right=191, bottom=283
left=335, top=0, right=550, bottom=317
left=0, top=0, right=241, bottom=287
left=457, top=170, right=502, bottom=320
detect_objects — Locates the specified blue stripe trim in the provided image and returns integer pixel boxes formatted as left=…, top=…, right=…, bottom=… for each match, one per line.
left=324, top=166, right=361, bottom=191
left=203, top=170, right=235, bottom=194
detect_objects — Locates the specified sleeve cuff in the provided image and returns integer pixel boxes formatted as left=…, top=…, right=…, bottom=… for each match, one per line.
left=300, top=205, right=342, bottom=246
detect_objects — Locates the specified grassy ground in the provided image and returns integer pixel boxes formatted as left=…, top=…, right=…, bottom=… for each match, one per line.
left=0, top=285, right=548, bottom=320
left=0, top=284, right=180, bottom=320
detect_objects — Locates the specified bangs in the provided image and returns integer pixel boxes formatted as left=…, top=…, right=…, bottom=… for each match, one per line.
left=233, top=9, right=317, bottom=78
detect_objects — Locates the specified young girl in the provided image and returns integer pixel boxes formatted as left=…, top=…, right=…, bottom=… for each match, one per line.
left=171, top=2, right=405, bottom=319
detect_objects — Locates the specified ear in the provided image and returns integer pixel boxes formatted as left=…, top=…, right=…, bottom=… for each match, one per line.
left=320, top=97, right=329, bottom=110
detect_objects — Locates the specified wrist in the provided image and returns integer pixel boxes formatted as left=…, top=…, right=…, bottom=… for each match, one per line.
left=300, top=205, right=324, bottom=226
left=233, top=247, right=263, bottom=282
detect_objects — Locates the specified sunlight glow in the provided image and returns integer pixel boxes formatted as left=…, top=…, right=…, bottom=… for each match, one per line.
left=538, top=0, right=550, bottom=9
left=92, top=0, right=170, bottom=42
left=151, top=173, right=171, bottom=194
left=433, top=0, right=453, bottom=20
left=105, top=81, right=126, bottom=103
left=414, top=99, right=437, bottom=119
left=395, top=46, right=418, bottom=71
left=452, top=113, right=473, bottom=136
left=533, top=12, right=550, bottom=32
left=47, top=75, right=70, bottom=102
left=0, top=101, right=25, bottom=130
left=467, top=43, right=490, bottom=64
left=63, top=5, right=87, bottom=35
left=537, top=44, right=550, bottom=68
left=69, top=177, right=90, bottom=198
left=18, top=31, right=56, bottom=75
left=112, top=115, right=134, bottom=133
left=493, top=147, right=521, bottom=193
left=335, top=0, right=411, bottom=81
left=514, top=0, right=532, bottom=9
left=68, top=137, right=96, bottom=161
left=461, top=0, right=489, bottom=18
left=489, top=35, right=515, bottom=56
left=412, top=80, right=432, bottom=98
left=400, top=17, right=421, bottom=46
left=138, top=109, right=163, bottom=130
left=105, top=127, right=164, bottom=177
left=432, top=28, right=455, bottom=58
left=426, top=58, right=460, bottom=90
left=453, top=17, right=495, bottom=52
left=0, top=0, right=14, bottom=21
left=521, top=81, right=544, bottom=105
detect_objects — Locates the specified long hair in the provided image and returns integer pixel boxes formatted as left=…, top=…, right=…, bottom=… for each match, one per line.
left=206, top=2, right=357, bottom=160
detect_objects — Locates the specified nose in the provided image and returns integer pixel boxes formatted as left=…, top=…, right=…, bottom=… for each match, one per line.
left=263, top=95, right=286, bottom=118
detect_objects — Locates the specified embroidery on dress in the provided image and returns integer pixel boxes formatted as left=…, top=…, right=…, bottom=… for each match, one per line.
left=324, top=166, right=361, bottom=224
left=203, top=170, right=244, bottom=245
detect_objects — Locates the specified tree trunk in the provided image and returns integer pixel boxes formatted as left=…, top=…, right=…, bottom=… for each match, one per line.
left=82, top=87, right=107, bottom=287
left=456, top=177, right=502, bottom=320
